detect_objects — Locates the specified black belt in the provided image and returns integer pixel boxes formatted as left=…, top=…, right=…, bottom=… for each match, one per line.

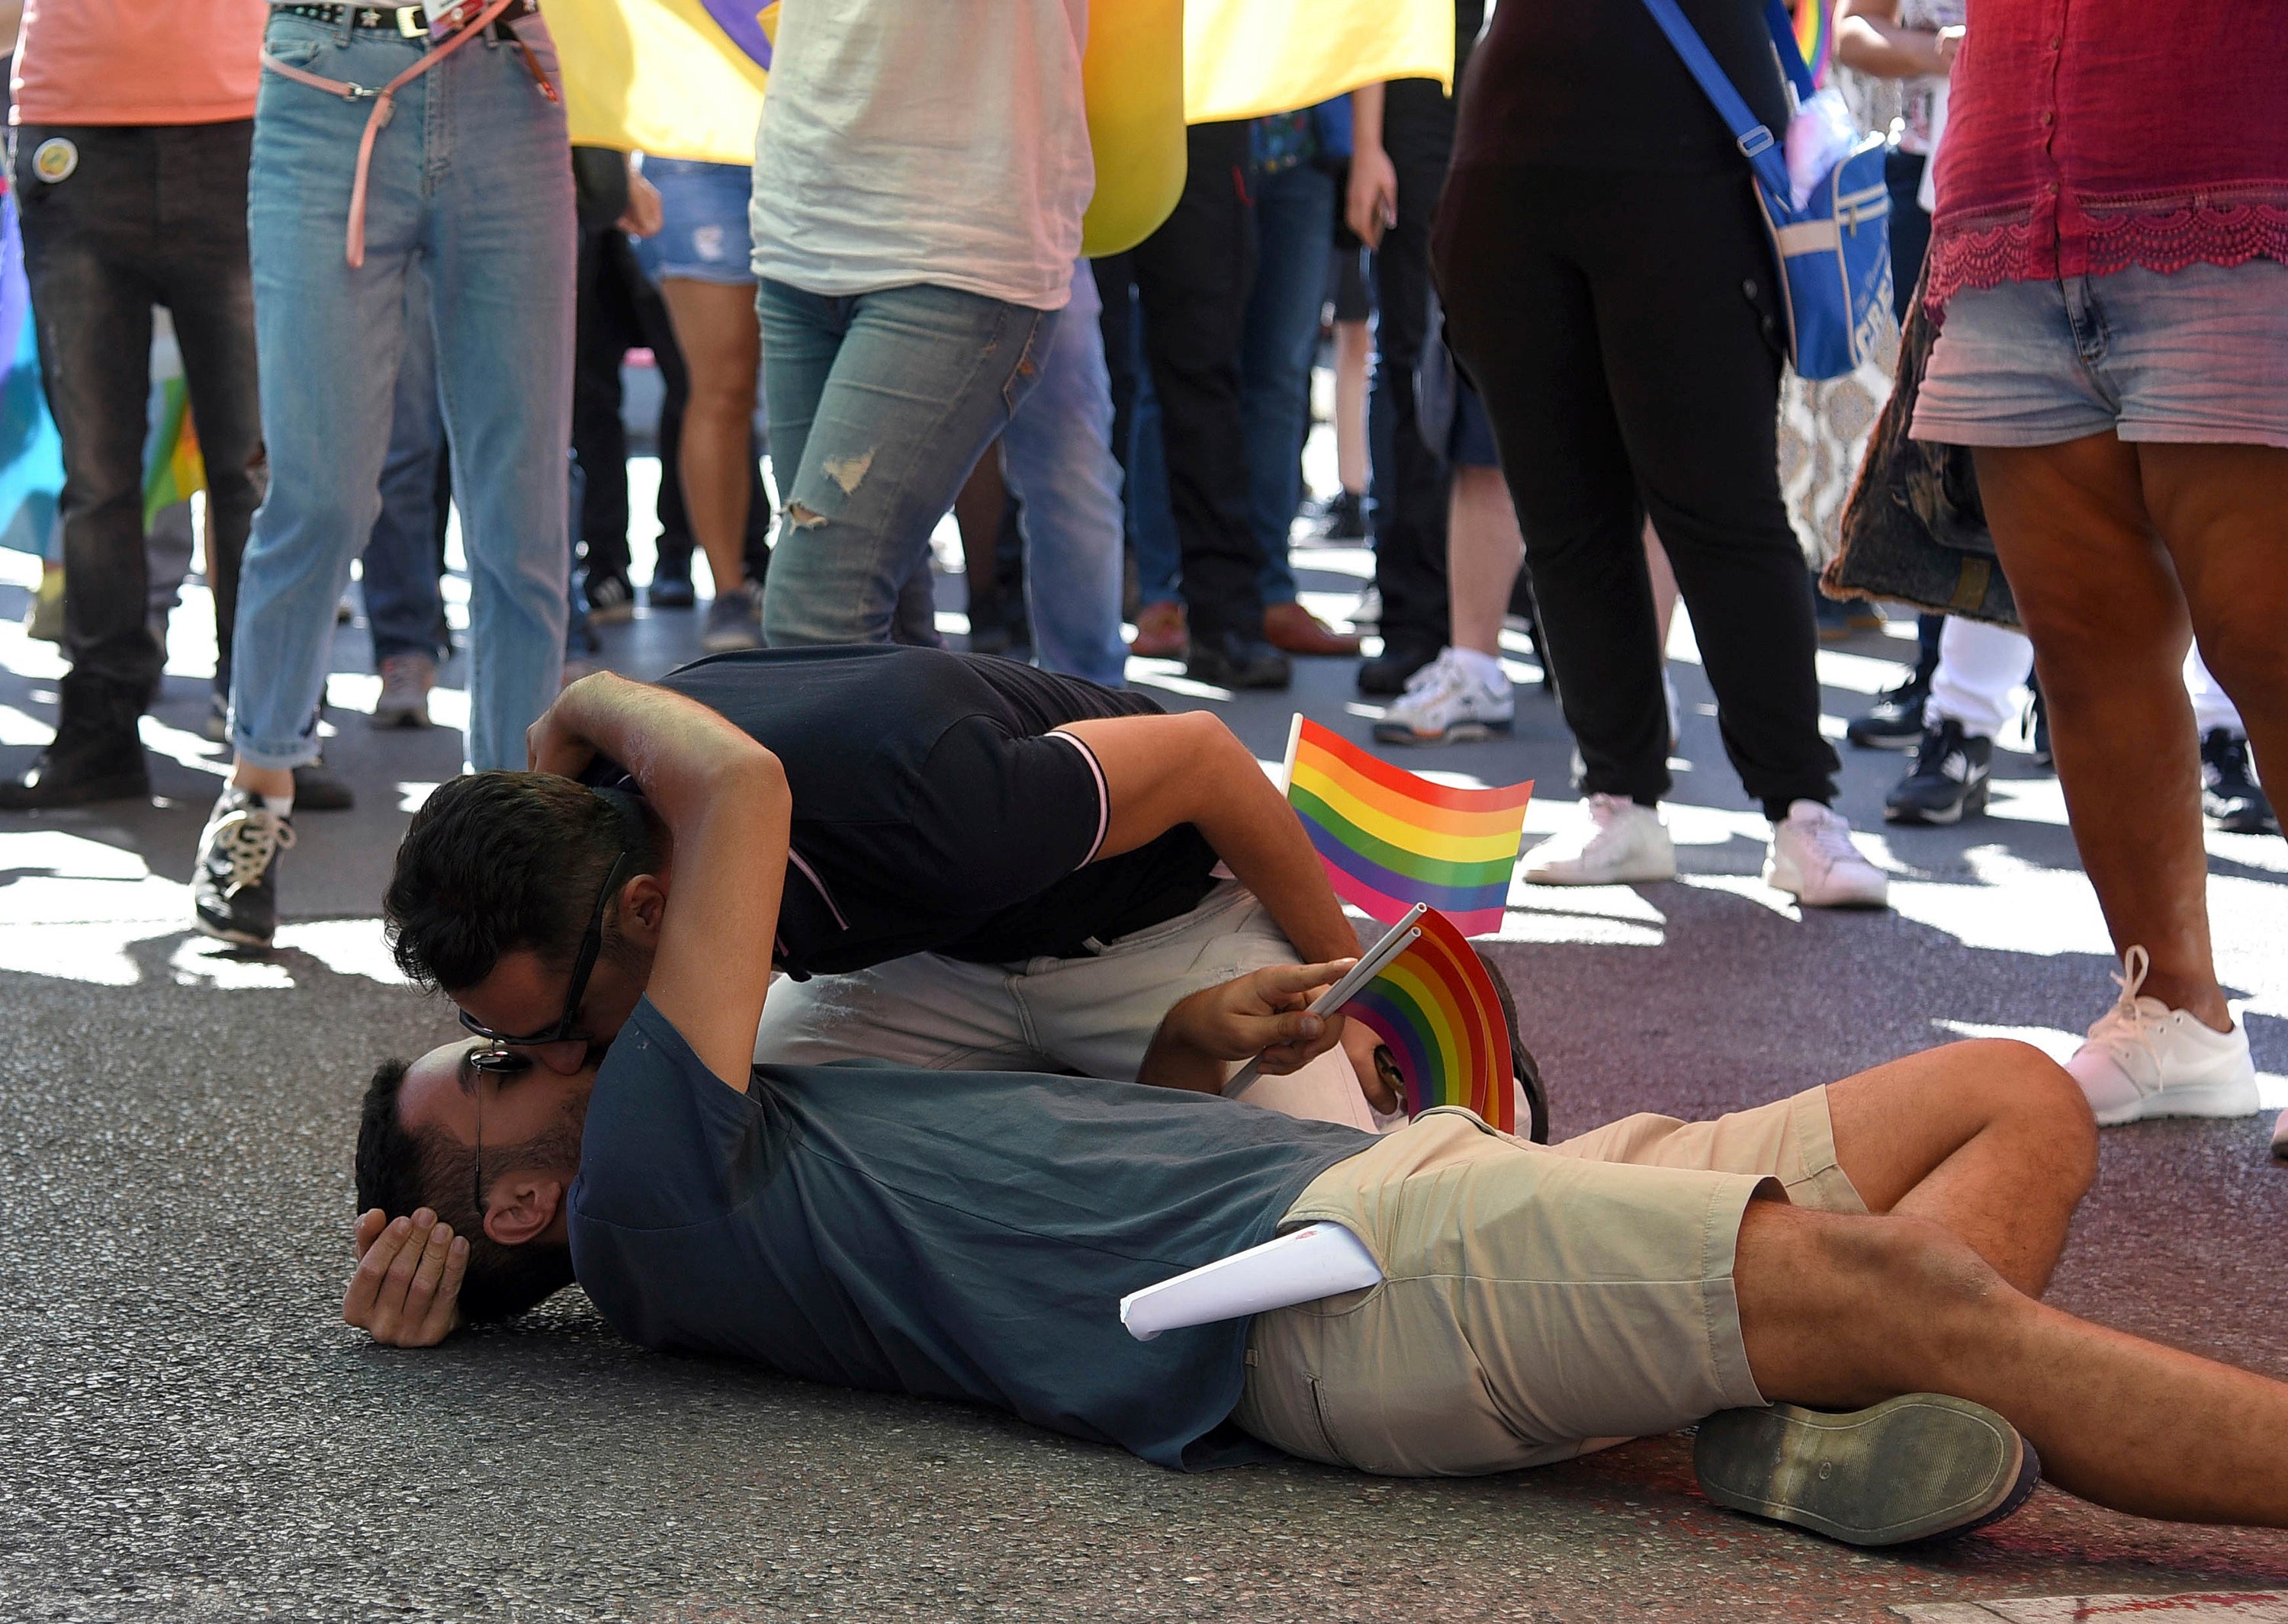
left=271, top=2, right=535, bottom=40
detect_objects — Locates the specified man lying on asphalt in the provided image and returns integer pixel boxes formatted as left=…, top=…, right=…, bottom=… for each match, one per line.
left=347, top=678, right=2288, bottom=1547
left=381, top=645, right=1402, bottom=1129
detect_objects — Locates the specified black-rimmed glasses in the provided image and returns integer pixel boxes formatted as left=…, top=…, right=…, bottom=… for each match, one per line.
left=461, top=849, right=632, bottom=1212
left=459, top=849, right=635, bottom=1064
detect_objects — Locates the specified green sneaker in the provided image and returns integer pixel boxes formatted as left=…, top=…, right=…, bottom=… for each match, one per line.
left=1693, top=1393, right=2039, bottom=1546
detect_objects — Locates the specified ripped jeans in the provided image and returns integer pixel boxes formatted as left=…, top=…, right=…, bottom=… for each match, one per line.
left=756, top=278, right=1056, bottom=647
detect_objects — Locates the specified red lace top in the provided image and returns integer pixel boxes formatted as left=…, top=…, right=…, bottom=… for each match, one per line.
left=1926, top=0, right=2288, bottom=308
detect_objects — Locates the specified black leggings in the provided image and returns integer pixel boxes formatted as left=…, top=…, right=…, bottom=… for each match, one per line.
left=1433, top=162, right=1837, bottom=817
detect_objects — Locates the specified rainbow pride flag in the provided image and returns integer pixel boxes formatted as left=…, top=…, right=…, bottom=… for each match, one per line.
left=0, top=194, right=63, bottom=558
left=1281, top=715, right=1531, bottom=938
left=1791, top=0, right=1832, bottom=86
left=1341, top=907, right=1514, bottom=1132
left=143, top=375, right=205, bottom=529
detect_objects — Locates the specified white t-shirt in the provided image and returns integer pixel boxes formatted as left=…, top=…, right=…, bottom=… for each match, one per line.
left=748, top=0, right=1094, bottom=312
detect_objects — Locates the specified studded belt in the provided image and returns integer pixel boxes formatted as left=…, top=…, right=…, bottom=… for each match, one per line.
left=261, top=0, right=559, bottom=268
left=270, top=2, right=536, bottom=40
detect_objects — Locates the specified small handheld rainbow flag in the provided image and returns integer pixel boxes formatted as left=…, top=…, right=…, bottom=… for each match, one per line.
left=1341, top=906, right=1515, bottom=1132
left=1281, top=715, right=1531, bottom=938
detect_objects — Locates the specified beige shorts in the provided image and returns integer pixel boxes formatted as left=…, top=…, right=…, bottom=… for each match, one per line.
left=1232, top=1086, right=1868, bottom=1476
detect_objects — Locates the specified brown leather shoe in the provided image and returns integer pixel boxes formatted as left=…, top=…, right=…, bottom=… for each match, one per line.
left=1264, top=600, right=1361, bottom=656
left=1129, top=599, right=1189, bottom=658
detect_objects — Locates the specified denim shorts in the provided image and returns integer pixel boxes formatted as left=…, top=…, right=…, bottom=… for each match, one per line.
left=1448, top=379, right=1499, bottom=467
left=1913, top=258, right=2288, bottom=450
left=644, top=156, right=754, bottom=285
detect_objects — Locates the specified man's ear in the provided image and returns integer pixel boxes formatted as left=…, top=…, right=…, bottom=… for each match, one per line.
left=615, top=873, right=669, bottom=952
left=480, top=1173, right=567, bottom=1248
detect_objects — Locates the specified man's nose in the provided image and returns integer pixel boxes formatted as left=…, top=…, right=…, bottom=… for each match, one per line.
left=535, top=1041, right=590, bottom=1075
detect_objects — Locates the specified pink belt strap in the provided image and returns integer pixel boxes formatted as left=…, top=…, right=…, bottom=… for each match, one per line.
left=259, top=0, right=544, bottom=268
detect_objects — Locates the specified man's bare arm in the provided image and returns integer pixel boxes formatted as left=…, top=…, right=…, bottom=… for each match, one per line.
left=1834, top=0, right=1960, bottom=77
left=1055, top=712, right=1358, bottom=966
left=530, top=672, right=790, bottom=1089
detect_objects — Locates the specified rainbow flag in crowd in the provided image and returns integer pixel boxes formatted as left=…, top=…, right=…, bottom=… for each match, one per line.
left=0, top=194, right=63, bottom=560
left=143, top=376, right=205, bottom=529
left=1341, top=907, right=1515, bottom=1131
left=548, top=0, right=1452, bottom=165
left=1281, top=716, right=1532, bottom=938
left=1791, top=0, right=1832, bottom=85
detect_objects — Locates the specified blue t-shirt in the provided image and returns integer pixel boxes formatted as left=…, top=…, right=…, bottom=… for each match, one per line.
left=567, top=1000, right=1374, bottom=1469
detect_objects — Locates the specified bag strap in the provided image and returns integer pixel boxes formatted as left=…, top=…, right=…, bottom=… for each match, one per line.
left=1637, top=0, right=1794, bottom=199
left=1763, top=0, right=1821, bottom=107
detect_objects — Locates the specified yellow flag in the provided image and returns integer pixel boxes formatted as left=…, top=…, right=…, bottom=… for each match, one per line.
left=547, top=0, right=1454, bottom=165
left=551, top=0, right=766, bottom=164
left=1185, top=0, right=1453, bottom=124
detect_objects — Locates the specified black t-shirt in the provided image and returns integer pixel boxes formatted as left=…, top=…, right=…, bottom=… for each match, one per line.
left=1451, top=0, right=1792, bottom=173
left=1383, top=1, right=1486, bottom=143
left=590, top=646, right=1222, bottom=979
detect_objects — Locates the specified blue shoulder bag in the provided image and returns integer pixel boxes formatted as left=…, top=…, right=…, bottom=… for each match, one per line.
left=1639, top=0, right=1894, bottom=380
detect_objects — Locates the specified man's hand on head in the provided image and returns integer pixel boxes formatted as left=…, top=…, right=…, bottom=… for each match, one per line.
left=345, top=1208, right=467, bottom=1348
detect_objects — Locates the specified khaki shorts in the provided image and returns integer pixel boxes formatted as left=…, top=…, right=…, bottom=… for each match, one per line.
left=1232, top=1087, right=1868, bottom=1476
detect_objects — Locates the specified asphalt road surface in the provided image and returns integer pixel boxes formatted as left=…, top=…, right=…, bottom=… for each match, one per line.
left=2, top=529, right=2283, bottom=1622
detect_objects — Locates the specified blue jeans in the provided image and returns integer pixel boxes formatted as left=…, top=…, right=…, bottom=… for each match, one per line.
left=998, top=260, right=1127, bottom=687
left=360, top=258, right=447, bottom=667
left=757, top=278, right=1056, bottom=647
left=1239, top=162, right=1335, bottom=608
left=233, top=11, right=574, bottom=772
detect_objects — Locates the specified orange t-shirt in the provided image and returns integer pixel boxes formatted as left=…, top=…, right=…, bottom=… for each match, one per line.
left=11, top=0, right=271, bottom=127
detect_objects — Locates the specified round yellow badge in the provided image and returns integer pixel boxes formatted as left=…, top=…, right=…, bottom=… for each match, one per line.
left=31, top=137, right=78, bottom=184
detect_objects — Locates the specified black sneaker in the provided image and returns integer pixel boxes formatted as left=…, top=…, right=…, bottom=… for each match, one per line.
left=1846, top=671, right=1931, bottom=749
left=1695, top=1394, right=2039, bottom=1546
left=1306, top=489, right=1367, bottom=541
left=2203, top=728, right=2278, bottom=835
left=1470, top=944, right=1549, bottom=1144
left=292, top=756, right=356, bottom=813
left=193, top=786, right=295, bottom=947
left=647, top=573, right=696, bottom=610
left=1187, top=631, right=1291, bottom=691
left=1885, top=719, right=1992, bottom=825
left=583, top=572, right=636, bottom=625
left=1356, top=641, right=1438, bottom=697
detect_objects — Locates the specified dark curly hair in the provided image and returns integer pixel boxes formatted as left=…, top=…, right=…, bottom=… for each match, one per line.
left=355, top=1058, right=580, bottom=1325
left=384, top=773, right=659, bottom=993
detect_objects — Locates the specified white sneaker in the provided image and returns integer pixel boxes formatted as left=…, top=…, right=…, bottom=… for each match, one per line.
left=1372, top=649, right=1513, bottom=745
left=369, top=653, right=435, bottom=730
left=1765, top=800, right=1888, bottom=908
left=1346, top=586, right=1382, bottom=630
left=2068, top=946, right=2258, bottom=1126
left=1524, top=794, right=1676, bottom=885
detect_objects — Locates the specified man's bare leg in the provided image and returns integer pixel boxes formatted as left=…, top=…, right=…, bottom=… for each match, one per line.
left=1822, top=1038, right=2097, bottom=1296
left=1735, top=1197, right=2288, bottom=1525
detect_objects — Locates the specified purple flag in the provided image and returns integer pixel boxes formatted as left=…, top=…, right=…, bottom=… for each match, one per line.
left=696, top=0, right=772, bottom=70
